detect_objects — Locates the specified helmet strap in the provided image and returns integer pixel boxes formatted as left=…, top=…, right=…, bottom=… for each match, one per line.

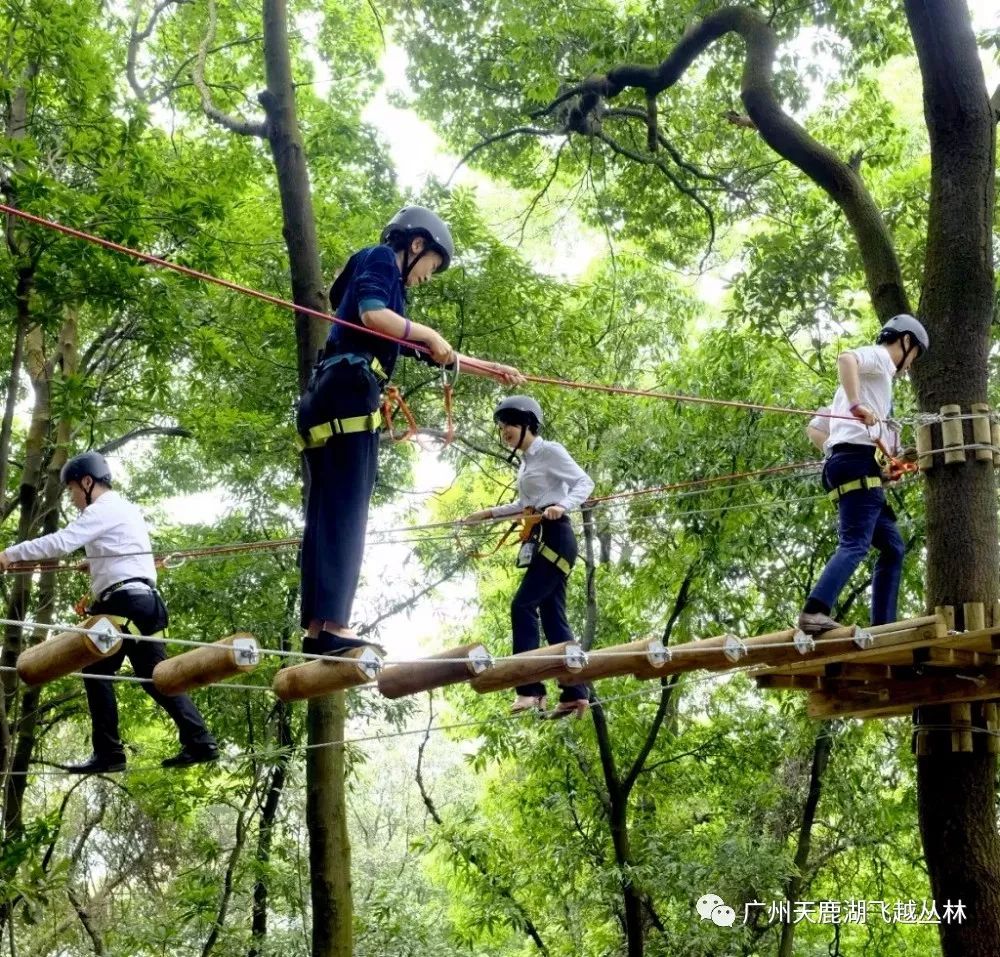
left=895, top=333, right=916, bottom=372
left=401, top=239, right=429, bottom=284
left=503, top=423, right=528, bottom=465
left=82, top=476, right=95, bottom=506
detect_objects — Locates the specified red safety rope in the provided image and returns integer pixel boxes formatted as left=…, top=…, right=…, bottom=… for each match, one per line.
left=3, top=460, right=825, bottom=576
left=0, top=203, right=859, bottom=422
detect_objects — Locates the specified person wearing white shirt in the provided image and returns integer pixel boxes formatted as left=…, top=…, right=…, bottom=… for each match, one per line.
left=464, top=396, right=595, bottom=719
left=0, top=452, right=217, bottom=774
left=797, top=315, right=929, bottom=636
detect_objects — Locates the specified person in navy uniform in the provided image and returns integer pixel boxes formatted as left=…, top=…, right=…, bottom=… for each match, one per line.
left=0, top=452, right=218, bottom=773
left=298, top=206, right=521, bottom=657
left=797, top=315, right=928, bottom=636
left=464, top=397, right=595, bottom=718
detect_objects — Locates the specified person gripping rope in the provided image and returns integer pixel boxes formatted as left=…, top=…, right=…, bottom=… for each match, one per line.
left=297, top=206, right=522, bottom=657
left=463, top=396, right=595, bottom=719
left=797, top=315, right=928, bottom=636
left=0, top=452, right=218, bottom=773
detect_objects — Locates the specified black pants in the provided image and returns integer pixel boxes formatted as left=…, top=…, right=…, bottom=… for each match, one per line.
left=298, top=356, right=382, bottom=628
left=83, top=588, right=216, bottom=758
left=511, top=516, right=587, bottom=702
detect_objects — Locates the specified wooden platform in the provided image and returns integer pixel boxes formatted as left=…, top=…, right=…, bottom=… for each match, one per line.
left=637, top=602, right=1000, bottom=754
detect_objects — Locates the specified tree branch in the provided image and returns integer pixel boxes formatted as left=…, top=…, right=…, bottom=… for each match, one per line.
left=97, top=426, right=193, bottom=456
left=415, top=700, right=550, bottom=954
left=127, top=0, right=188, bottom=101
left=356, top=560, right=465, bottom=636
left=447, top=125, right=553, bottom=185
left=67, top=889, right=106, bottom=956
left=536, top=5, right=910, bottom=319
left=991, top=84, right=1000, bottom=124
left=192, top=0, right=267, bottom=137
left=620, top=565, right=695, bottom=795
left=595, top=129, right=716, bottom=260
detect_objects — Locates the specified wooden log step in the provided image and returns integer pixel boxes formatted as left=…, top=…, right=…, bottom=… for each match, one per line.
left=272, top=647, right=381, bottom=701
left=153, top=634, right=259, bottom=695
left=16, top=616, right=123, bottom=686
left=555, top=636, right=668, bottom=683
left=470, top=642, right=585, bottom=695
left=377, top=643, right=492, bottom=699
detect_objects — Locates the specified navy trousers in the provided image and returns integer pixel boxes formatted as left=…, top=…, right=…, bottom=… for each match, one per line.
left=83, top=588, right=216, bottom=758
left=298, top=355, right=381, bottom=628
left=511, top=515, right=588, bottom=702
left=807, top=446, right=905, bottom=626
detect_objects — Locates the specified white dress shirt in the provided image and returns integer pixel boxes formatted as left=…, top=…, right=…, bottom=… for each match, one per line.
left=491, top=437, right=595, bottom=518
left=824, top=346, right=899, bottom=452
left=4, top=491, right=157, bottom=596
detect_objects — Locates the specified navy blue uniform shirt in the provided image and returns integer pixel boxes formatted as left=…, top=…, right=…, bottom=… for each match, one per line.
left=326, top=244, right=430, bottom=380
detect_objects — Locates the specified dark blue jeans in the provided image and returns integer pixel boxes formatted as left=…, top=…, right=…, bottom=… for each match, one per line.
left=298, top=355, right=382, bottom=628
left=807, top=447, right=905, bottom=625
left=511, top=516, right=587, bottom=702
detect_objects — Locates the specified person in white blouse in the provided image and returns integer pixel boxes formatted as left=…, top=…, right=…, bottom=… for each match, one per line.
left=464, top=396, right=595, bottom=719
left=0, top=452, right=217, bottom=774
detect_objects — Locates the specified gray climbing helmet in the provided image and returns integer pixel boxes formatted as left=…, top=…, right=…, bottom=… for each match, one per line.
left=60, top=451, right=112, bottom=488
left=381, top=205, right=454, bottom=272
left=877, top=314, right=929, bottom=353
left=494, top=395, right=544, bottom=432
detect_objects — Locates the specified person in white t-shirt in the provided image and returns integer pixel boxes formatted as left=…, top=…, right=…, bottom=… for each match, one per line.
left=797, top=315, right=929, bottom=635
left=0, top=452, right=217, bottom=774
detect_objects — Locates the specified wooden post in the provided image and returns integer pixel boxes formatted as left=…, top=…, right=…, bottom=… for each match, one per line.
left=970, top=403, right=993, bottom=461
left=964, top=602, right=986, bottom=632
left=272, top=648, right=381, bottom=702
left=469, top=642, right=585, bottom=695
left=152, top=634, right=259, bottom=696
left=949, top=703, right=974, bottom=753
left=377, top=643, right=491, bottom=699
left=916, top=422, right=934, bottom=472
left=982, top=703, right=1000, bottom=755
left=935, top=605, right=956, bottom=632
left=550, top=637, right=668, bottom=684
left=15, top=616, right=123, bottom=686
left=940, top=404, right=966, bottom=464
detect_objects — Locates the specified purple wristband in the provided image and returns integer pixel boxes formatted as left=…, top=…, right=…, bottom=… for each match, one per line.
left=402, top=319, right=412, bottom=341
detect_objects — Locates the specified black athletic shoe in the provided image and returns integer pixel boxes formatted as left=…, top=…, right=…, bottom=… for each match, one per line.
left=305, top=631, right=386, bottom=657
left=161, top=744, right=220, bottom=769
left=62, top=753, right=127, bottom=775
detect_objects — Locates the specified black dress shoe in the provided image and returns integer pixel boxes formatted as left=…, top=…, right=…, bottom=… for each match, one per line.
left=161, top=744, right=220, bottom=769
left=62, top=753, right=127, bottom=775
left=304, top=631, right=386, bottom=657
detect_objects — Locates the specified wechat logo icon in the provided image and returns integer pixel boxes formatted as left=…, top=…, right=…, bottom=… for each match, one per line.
left=697, top=893, right=737, bottom=927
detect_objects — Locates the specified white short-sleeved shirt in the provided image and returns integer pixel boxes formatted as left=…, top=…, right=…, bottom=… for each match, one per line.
left=824, top=346, right=897, bottom=452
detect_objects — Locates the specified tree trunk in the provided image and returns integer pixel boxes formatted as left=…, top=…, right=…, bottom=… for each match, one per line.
left=257, top=2, right=353, bottom=952
left=905, top=2, right=1000, bottom=955
left=777, top=724, right=833, bottom=957
left=306, top=693, right=352, bottom=956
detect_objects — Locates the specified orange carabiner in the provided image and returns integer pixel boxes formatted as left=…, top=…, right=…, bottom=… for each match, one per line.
left=381, top=386, right=419, bottom=442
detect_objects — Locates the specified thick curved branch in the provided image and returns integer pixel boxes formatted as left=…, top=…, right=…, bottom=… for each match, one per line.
left=97, top=426, right=193, bottom=455
left=192, top=0, right=266, bottom=137
left=538, top=5, right=910, bottom=319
